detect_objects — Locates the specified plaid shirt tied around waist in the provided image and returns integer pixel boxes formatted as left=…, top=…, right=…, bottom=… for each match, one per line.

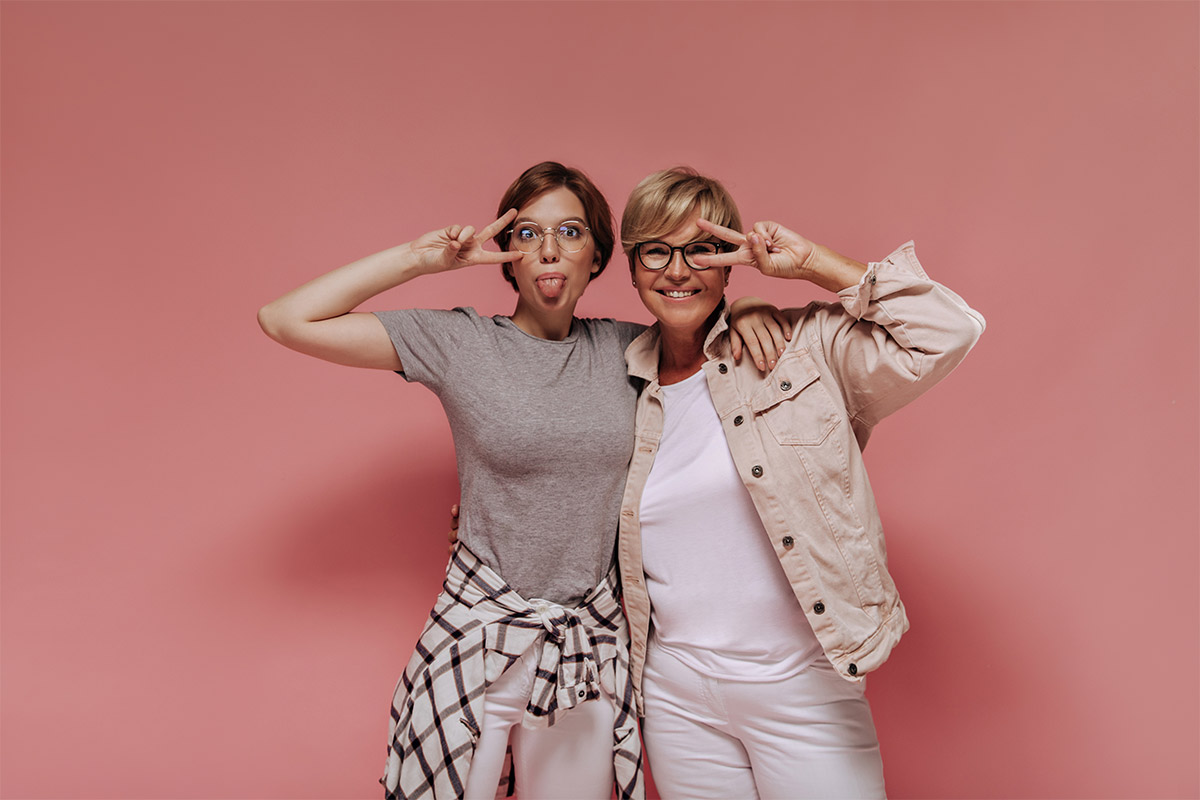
left=382, top=545, right=644, bottom=800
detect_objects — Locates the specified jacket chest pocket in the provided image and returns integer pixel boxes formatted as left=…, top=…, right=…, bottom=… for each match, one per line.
left=750, top=351, right=842, bottom=446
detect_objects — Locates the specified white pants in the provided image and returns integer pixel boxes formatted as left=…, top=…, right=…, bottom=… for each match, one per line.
left=462, top=646, right=616, bottom=800
left=642, top=644, right=886, bottom=800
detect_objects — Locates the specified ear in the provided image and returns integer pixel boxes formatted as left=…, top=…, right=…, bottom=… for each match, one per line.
left=723, top=266, right=731, bottom=286
left=591, top=251, right=601, bottom=274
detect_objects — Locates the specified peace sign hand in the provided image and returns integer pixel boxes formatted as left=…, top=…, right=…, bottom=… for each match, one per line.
left=691, top=219, right=818, bottom=281
left=409, top=208, right=524, bottom=275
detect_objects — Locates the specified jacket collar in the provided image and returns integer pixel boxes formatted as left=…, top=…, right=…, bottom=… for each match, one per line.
left=625, top=299, right=730, bottom=383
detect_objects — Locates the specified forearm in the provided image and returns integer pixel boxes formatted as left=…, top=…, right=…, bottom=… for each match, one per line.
left=800, top=243, right=868, bottom=294
left=258, top=242, right=427, bottom=338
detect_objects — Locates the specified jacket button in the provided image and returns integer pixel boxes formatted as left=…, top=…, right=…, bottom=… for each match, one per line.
left=813, top=602, right=825, bottom=614
left=782, top=535, right=794, bottom=548
left=718, top=363, right=728, bottom=373
left=733, top=415, right=744, bottom=426
left=751, top=465, right=763, bottom=478
left=780, top=380, right=792, bottom=391
left=848, top=663, right=858, bottom=676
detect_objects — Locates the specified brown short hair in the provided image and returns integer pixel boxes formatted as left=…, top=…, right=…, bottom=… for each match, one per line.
left=494, top=162, right=615, bottom=291
left=620, top=167, right=743, bottom=269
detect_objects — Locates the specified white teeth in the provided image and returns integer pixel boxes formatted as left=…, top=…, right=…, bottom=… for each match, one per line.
left=663, top=290, right=696, bottom=298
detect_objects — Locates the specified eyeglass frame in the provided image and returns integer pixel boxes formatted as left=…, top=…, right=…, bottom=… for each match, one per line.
left=505, top=221, right=592, bottom=253
left=634, top=240, right=734, bottom=271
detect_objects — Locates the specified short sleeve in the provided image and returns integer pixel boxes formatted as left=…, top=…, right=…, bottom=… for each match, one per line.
left=372, top=307, right=482, bottom=390
left=613, top=320, right=649, bottom=350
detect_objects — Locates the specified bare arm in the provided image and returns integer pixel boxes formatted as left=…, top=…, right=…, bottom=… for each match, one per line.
left=257, top=211, right=521, bottom=370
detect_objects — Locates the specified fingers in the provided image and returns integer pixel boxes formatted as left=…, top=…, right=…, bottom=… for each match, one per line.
left=469, top=248, right=523, bottom=265
left=762, top=315, right=788, bottom=360
left=478, top=208, right=518, bottom=241
left=697, top=218, right=746, bottom=245
left=741, top=327, right=768, bottom=371
left=748, top=232, right=773, bottom=275
left=690, top=248, right=749, bottom=269
left=729, top=327, right=744, bottom=362
left=774, top=310, right=793, bottom=342
left=447, top=503, right=459, bottom=545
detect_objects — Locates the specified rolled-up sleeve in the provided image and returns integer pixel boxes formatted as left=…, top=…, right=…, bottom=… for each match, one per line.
left=819, top=241, right=985, bottom=430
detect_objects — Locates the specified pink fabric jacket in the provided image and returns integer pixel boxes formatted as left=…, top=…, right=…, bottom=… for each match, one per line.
left=617, top=242, right=985, bottom=712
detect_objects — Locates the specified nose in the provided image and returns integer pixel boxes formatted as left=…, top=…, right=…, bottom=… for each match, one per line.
left=539, top=232, right=560, bottom=263
left=664, top=249, right=690, bottom=280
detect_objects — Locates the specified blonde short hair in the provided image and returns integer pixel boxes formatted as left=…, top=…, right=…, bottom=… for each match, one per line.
left=620, top=168, right=743, bottom=263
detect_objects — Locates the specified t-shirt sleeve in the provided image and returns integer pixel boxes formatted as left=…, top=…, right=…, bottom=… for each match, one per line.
left=612, top=320, right=648, bottom=350
left=371, top=307, right=481, bottom=390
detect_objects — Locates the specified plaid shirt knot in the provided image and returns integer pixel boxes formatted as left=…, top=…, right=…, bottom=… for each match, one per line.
left=382, top=545, right=644, bottom=800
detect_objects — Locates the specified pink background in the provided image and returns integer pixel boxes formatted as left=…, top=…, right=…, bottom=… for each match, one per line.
left=3, top=2, right=1197, bottom=798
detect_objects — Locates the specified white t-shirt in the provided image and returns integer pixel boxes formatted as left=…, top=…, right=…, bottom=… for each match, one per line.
left=639, top=369, right=823, bottom=681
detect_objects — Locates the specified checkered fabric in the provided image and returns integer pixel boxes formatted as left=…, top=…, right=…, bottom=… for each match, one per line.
left=381, top=545, right=644, bottom=800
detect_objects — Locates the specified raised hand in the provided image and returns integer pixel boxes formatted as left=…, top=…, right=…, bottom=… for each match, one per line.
left=691, top=219, right=818, bottom=281
left=408, top=209, right=525, bottom=274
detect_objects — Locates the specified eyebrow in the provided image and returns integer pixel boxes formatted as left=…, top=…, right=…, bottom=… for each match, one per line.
left=512, top=216, right=586, bottom=226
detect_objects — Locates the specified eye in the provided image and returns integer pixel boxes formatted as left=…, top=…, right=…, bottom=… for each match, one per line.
left=685, top=242, right=719, bottom=257
left=514, top=225, right=539, bottom=241
left=558, top=223, right=584, bottom=239
left=640, top=243, right=670, bottom=258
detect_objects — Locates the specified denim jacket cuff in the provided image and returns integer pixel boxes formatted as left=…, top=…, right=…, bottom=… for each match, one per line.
left=836, top=240, right=923, bottom=319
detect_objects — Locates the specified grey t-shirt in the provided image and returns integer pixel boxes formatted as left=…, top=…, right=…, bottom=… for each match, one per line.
left=373, top=307, right=645, bottom=605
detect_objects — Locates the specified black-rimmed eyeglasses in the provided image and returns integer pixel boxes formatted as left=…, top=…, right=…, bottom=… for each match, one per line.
left=635, top=240, right=729, bottom=271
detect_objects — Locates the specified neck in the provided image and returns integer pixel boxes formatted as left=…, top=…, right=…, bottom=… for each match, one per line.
left=657, top=325, right=708, bottom=386
left=657, top=303, right=724, bottom=385
left=510, top=298, right=575, bottom=341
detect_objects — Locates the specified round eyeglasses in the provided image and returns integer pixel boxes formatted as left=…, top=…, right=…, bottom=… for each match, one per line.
left=635, top=240, right=728, bottom=271
left=506, top=221, right=591, bottom=253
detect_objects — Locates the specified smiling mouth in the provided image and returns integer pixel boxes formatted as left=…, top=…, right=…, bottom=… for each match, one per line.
left=657, top=289, right=700, bottom=298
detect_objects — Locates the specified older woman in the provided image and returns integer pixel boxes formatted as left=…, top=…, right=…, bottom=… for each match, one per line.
left=258, top=162, right=784, bottom=800
left=615, top=168, right=985, bottom=798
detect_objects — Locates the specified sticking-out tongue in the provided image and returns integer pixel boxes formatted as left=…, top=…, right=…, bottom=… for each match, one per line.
left=536, top=275, right=565, bottom=300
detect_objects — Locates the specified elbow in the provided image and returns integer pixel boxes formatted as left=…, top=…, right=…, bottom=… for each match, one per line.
left=952, top=307, right=987, bottom=353
left=257, top=301, right=290, bottom=344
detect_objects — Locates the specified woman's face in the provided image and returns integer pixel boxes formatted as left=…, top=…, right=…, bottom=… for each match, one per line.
left=633, top=215, right=728, bottom=335
left=508, top=187, right=600, bottom=319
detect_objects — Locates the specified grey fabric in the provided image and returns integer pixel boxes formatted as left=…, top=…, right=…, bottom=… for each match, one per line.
left=373, top=307, right=644, bottom=605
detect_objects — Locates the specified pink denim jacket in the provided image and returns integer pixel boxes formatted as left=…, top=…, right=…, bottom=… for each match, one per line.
left=617, top=242, right=985, bottom=712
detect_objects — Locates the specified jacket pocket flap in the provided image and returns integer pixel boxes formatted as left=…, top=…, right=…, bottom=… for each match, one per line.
left=750, top=351, right=821, bottom=414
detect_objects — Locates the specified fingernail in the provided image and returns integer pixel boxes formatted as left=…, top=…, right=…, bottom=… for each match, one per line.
left=758, top=360, right=765, bottom=370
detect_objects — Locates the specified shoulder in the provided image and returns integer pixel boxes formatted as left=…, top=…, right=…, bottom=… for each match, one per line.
left=373, top=306, right=494, bottom=335
left=575, top=317, right=649, bottom=348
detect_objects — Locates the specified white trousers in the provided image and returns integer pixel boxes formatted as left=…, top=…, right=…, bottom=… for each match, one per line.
left=462, top=646, right=616, bottom=800
left=642, top=644, right=886, bottom=800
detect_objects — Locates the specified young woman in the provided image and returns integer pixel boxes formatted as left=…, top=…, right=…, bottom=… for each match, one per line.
left=615, top=168, right=985, bottom=799
left=257, top=162, right=784, bottom=800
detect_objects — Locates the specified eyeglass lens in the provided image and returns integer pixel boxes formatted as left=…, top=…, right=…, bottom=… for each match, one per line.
left=510, top=222, right=589, bottom=253
left=637, top=241, right=721, bottom=270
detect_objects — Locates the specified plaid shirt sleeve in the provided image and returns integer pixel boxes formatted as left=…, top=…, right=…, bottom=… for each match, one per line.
left=382, top=546, right=644, bottom=800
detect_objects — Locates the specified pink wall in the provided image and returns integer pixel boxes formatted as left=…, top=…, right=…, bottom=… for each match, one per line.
left=2, top=2, right=1196, bottom=798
